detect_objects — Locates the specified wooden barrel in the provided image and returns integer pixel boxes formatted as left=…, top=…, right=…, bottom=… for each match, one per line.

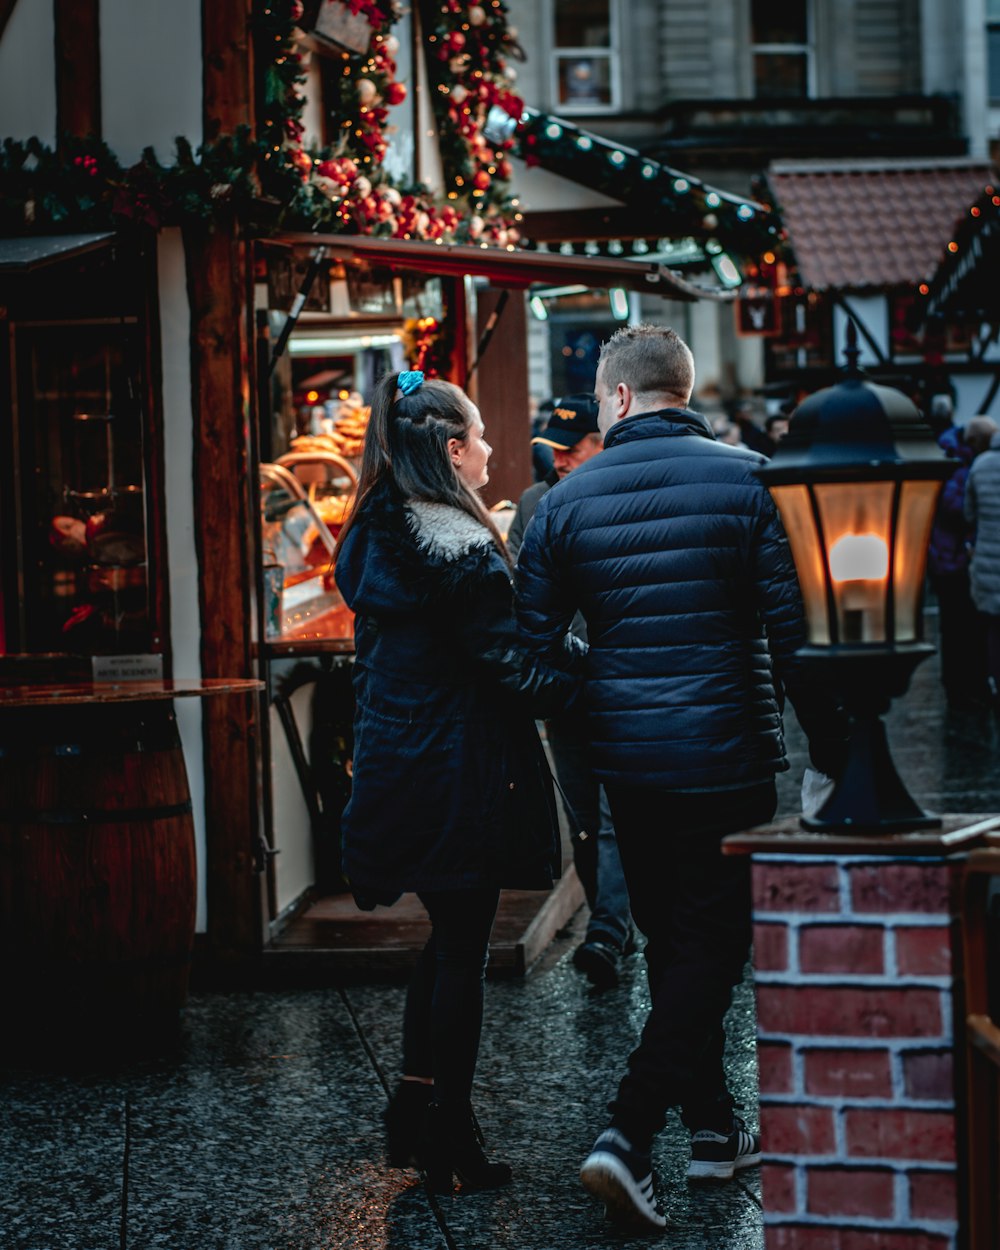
left=0, top=700, right=197, bottom=1033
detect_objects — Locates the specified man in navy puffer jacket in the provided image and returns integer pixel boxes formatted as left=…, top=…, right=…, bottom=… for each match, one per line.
left=517, top=324, right=846, bottom=1232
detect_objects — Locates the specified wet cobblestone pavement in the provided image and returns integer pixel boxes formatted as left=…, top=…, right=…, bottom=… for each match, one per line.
left=3, top=621, right=1000, bottom=1249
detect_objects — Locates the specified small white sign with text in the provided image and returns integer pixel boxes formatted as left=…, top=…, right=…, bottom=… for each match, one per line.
left=91, top=654, right=164, bottom=683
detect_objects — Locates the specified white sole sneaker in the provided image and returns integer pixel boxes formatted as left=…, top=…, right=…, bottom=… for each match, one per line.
left=686, top=1147, right=762, bottom=1181
left=686, top=1121, right=762, bottom=1181
left=581, top=1151, right=667, bottom=1231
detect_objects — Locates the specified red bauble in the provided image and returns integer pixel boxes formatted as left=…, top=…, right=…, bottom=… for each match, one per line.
left=384, top=81, right=407, bottom=106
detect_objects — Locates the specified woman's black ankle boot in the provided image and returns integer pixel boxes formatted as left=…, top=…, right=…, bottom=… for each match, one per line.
left=384, top=1080, right=433, bottom=1167
left=422, top=1101, right=513, bottom=1193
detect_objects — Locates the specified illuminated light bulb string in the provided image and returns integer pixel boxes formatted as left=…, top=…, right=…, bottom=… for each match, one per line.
left=516, top=109, right=783, bottom=273
left=917, top=184, right=999, bottom=307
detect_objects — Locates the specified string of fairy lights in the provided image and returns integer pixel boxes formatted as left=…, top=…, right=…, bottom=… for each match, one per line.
left=515, top=108, right=782, bottom=269
left=919, top=186, right=1000, bottom=323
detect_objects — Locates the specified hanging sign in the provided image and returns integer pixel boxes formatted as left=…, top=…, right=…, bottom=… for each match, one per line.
left=312, top=0, right=374, bottom=55
left=736, top=287, right=781, bottom=337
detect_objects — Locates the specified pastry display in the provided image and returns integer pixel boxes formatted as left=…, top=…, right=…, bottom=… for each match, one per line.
left=291, top=393, right=370, bottom=460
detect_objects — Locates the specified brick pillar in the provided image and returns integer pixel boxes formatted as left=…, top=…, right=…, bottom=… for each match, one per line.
left=726, top=818, right=991, bottom=1250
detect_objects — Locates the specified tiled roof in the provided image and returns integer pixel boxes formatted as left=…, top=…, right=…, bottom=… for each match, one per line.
left=767, top=158, right=995, bottom=291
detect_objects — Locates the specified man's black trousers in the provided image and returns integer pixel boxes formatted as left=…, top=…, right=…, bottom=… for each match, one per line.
left=603, top=779, right=777, bottom=1146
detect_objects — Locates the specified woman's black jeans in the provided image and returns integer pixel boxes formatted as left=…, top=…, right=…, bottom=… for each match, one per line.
left=402, top=888, right=500, bottom=1110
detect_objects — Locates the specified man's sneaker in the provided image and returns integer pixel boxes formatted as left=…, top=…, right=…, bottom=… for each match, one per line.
left=573, top=939, right=621, bottom=989
left=686, top=1115, right=761, bottom=1181
left=580, top=1128, right=667, bottom=1231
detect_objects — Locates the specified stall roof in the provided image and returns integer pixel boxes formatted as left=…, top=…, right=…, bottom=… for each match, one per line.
left=272, top=232, right=735, bottom=302
left=0, top=233, right=117, bottom=273
left=767, top=158, right=994, bottom=291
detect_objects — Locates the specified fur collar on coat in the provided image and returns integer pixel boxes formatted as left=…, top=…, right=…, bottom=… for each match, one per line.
left=334, top=486, right=510, bottom=615
left=406, top=500, right=495, bottom=563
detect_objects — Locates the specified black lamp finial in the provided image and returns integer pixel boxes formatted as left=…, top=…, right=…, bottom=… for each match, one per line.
left=843, top=317, right=862, bottom=377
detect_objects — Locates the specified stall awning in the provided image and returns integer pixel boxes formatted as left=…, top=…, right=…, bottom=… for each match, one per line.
left=0, top=233, right=117, bottom=273
left=272, top=232, right=735, bottom=302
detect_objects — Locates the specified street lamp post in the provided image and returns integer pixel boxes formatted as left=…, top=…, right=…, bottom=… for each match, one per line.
left=757, top=333, right=953, bottom=832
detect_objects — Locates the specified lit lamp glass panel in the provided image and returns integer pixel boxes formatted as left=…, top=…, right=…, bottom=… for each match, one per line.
left=814, top=482, right=894, bottom=643
left=769, top=484, right=831, bottom=645
left=892, top=479, right=942, bottom=642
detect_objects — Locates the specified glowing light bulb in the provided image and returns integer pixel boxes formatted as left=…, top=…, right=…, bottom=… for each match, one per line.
left=829, top=534, right=889, bottom=582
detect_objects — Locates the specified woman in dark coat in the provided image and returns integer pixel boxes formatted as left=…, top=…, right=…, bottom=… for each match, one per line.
left=334, top=369, right=579, bottom=1193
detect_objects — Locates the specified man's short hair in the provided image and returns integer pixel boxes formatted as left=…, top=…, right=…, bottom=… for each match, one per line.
left=598, top=324, right=694, bottom=400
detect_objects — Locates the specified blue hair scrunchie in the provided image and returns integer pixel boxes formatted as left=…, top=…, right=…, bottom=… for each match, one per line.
left=398, top=370, right=424, bottom=396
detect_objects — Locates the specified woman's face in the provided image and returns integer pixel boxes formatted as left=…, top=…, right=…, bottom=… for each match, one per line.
left=449, top=406, right=492, bottom=490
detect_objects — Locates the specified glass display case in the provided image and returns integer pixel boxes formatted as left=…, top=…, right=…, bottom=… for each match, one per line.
left=257, top=249, right=448, bottom=653
left=3, top=321, right=153, bottom=656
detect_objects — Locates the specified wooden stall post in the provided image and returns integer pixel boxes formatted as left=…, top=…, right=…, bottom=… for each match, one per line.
left=184, top=0, right=266, bottom=970
left=474, top=287, right=531, bottom=508
left=184, top=221, right=265, bottom=968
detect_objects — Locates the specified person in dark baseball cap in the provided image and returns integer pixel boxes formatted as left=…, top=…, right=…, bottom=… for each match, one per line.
left=530, top=393, right=603, bottom=479
left=510, top=392, right=635, bottom=992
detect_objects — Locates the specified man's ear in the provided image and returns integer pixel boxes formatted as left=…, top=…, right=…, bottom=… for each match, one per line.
left=615, top=382, right=632, bottom=419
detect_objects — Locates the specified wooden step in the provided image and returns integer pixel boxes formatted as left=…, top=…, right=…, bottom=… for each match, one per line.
left=262, top=867, right=584, bottom=983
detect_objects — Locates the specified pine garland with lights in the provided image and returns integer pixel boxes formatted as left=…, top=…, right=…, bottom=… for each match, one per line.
left=421, top=0, right=526, bottom=245
left=0, top=131, right=263, bottom=233
left=516, top=110, right=784, bottom=267
left=0, top=0, right=528, bottom=245
left=401, top=313, right=452, bottom=375
left=255, top=0, right=415, bottom=233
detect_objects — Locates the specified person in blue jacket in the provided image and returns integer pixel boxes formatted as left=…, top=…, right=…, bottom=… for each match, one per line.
left=516, top=324, right=846, bottom=1232
left=334, top=369, right=579, bottom=1195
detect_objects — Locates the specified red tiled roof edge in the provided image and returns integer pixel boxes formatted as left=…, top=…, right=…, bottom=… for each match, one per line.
left=767, top=162, right=996, bottom=291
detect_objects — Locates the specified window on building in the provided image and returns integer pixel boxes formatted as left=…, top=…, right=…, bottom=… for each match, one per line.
left=989, top=0, right=1000, bottom=102
left=751, top=0, right=811, bottom=98
left=551, top=0, right=619, bottom=112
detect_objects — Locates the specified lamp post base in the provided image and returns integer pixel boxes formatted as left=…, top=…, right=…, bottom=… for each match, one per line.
left=801, top=711, right=941, bottom=832
left=797, top=644, right=941, bottom=834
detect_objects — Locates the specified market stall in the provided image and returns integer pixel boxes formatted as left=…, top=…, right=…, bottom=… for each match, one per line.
left=251, top=234, right=732, bottom=951
left=0, top=0, right=749, bottom=980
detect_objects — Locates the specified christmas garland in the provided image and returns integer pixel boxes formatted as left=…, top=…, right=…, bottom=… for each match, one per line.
left=0, top=0, right=524, bottom=245
left=421, top=0, right=526, bottom=244
left=0, top=131, right=263, bottom=233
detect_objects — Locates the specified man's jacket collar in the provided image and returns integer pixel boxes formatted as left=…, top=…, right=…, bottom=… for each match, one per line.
left=603, top=407, right=715, bottom=450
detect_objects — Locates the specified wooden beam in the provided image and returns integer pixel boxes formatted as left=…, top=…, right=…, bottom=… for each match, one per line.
left=188, top=0, right=262, bottom=968
left=184, top=221, right=263, bottom=967
left=521, top=205, right=667, bottom=244
left=54, top=0, right=101, bottom=140
left=474, top=287, right=532, bottom=509
left=203, top=0, right=255, bottom=139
